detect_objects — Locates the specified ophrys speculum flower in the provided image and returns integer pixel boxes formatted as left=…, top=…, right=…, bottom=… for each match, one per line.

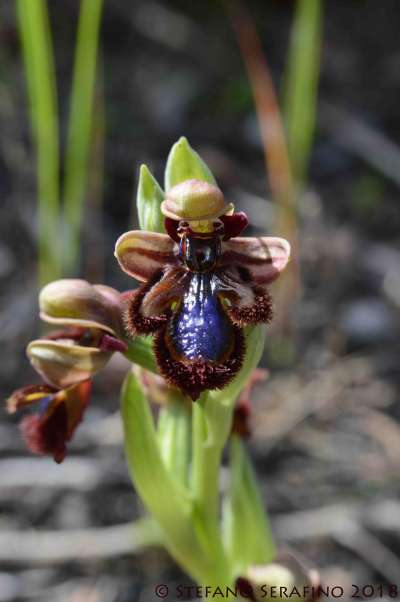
left=6, top=279, right=128, bottom=462
left=115, top=179, right=290, bottom=400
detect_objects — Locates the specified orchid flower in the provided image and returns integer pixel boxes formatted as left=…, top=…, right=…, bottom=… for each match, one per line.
left=7, top=279, right=127, bottom=462
left=115, top=178, right=290, bottom=400
left=7, top=380, right=91, bottom=464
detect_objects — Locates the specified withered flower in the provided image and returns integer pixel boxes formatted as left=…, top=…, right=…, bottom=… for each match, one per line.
left=115, top=179, right=290, bottom=400
left=6, top=280, right=128, bottom=462
left=7, top=381, right=91, bottom=464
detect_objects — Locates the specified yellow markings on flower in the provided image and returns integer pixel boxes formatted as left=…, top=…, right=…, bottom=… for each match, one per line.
left=25, top=392, right=51, bottom=402
left=189, top=219, right=214, bottom=233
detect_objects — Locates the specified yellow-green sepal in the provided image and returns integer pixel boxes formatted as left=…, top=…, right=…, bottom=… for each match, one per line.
left=164, top=136, right=217, bottom=190
left=137, top=164, right=165, bottom=233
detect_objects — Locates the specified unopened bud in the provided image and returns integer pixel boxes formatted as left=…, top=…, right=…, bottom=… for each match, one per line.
left=39, top=279, right=123, bottom=337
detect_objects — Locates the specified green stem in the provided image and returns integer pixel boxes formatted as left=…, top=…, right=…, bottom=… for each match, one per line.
left=122, top=371, right=229, bottom=585
left=158, top=396, right=191, bottom=486
left=191, top=398, right=222, bottom=530
left=284, top=0, right=322, bottom=186
left=124, top=325, right=269, bottom=585
left=17, top=0, right=61, bottom=285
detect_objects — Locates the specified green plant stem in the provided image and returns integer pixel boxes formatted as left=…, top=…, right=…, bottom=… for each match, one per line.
left=191, top=398, right=222, bottom=530
left=122, top=371, right=229, bottom=586
left=17, top=0, right=61, bottom=285
left=158, top=397, right=191, bottom=486
left=63, top=0, right=103, bottom=272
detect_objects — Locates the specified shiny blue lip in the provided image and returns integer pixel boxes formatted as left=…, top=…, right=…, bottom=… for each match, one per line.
left=168, top=272, right=233, bottom=362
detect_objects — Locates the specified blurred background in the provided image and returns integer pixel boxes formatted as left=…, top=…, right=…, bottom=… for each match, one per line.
left=1, top=0, right=400, bottom=600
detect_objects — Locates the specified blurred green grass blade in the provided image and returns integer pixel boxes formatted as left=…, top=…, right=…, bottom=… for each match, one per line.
left=17, top=0, right=61, bottom=285
left=63, top=0, right=103, bottom=272
left=283, top=0, right=322, bottom=185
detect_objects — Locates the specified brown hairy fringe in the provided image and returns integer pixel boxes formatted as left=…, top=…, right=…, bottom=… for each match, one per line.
left=153, top=325, right=245, bottom=401
left=228, top=288, right=273, bottom=327
left=124, top=269, right=168, bottom=336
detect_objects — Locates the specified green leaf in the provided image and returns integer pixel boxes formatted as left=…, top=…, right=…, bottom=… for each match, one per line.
left=137, top=164, right=165, bottom=233
left=17, top=0, right=61, bottom=284
left=222, top=436, right=276, bottom=578
left=283, top=0, right=322, bottom=185
left=63, top=0, right=104, bottom=272
left=164, top=136, right=217, bottom=191
left=121, top=370, right=229, bottom=585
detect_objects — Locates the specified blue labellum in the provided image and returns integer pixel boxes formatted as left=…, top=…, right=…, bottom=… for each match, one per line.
left=168, top=272, right=233, bottom=362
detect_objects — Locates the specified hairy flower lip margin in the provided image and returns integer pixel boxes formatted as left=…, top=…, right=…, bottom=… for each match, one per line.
left=7, top=380, right=92, bottom=464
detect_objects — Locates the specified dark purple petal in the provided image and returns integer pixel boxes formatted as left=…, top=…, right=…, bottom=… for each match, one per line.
left=20, top=403, right=68, bottom=464
left=232, top=400, right=252, bottom=439
left=164, top=217, right=180, bottom=242
left=99, top=333, right=128, bottom=353
left=6, top=383, right=58, bottom=414
left=13, top=380, right=91, bottom=463
left=231, top=369, right=267, bottom=438
left=220, top=212, right=248, bottom=240
left=235, top=578, right=256, bottom=601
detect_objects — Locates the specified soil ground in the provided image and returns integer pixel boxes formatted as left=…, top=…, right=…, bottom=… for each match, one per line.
left=1, top=1, right=400, bottom=600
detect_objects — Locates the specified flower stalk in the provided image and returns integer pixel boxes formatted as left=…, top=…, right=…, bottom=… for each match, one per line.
left=157, top=393, right=191, bottom=486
